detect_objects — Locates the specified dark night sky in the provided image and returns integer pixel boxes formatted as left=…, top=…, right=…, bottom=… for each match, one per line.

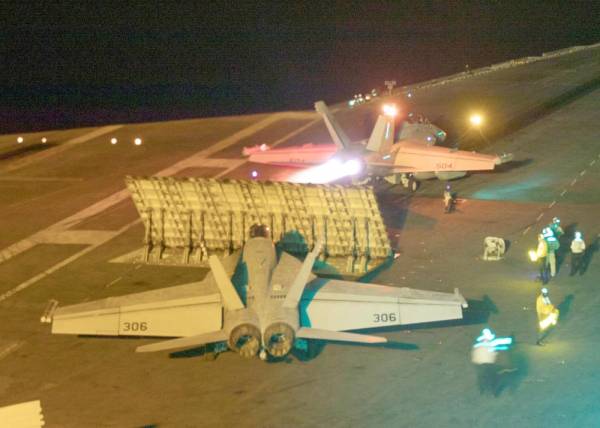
left=1, top=1, right=598, bottom=132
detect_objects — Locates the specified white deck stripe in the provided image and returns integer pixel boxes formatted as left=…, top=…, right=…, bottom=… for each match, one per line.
left=0, top=114, right=321, bottom=302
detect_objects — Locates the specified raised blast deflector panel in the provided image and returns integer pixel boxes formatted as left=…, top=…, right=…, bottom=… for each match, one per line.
left=125, top=177, right=391, bottom=276
left=52, top=283, right=222, bottom=337
left=300, top=279, right=466, bottom=331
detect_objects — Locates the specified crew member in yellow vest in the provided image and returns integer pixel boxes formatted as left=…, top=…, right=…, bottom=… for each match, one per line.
left=536, top=287, right=559, bottom=346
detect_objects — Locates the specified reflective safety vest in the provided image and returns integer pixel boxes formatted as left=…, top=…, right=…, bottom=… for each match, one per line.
left=536, top=240, right=548, bottom=258
left=546, top=236, right=560, bottom=252
left=536, top=294, right=555, bottom=322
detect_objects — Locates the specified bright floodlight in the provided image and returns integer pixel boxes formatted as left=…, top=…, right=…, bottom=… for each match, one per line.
left=251, top=170, right=259, bottom=178
left=17, top=136, right=23, bottom=144
left=470, top=114, right=483, bottom=127
left=110, top=137, right=118, bottom=145
left=41, top=137, right=47, bottom=143
left=134, top=137, right=142, bottom=146
left=382, top=104, right=398, bottom=117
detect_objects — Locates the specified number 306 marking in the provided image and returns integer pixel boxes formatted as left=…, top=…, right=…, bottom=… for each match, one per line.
left=373, top=313, right=397, bottom=323
left=122, top=322, right=148, bottom=332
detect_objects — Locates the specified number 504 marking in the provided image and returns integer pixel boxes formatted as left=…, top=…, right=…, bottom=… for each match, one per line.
left=373, top=313, right=397, bottom=323
left=122, top=321, right=148, bottom=332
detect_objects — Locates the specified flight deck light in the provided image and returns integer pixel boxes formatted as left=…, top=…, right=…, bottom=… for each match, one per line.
left=17, top=136, right=23, bottom=144
left=41, top=137, right=47, bottom=143
left=382, top=104, right=398, bottom=117
left=469, top=114, right=483, bottom=127
left=134, top=137, right=142, bottom=146
left=110, top=137, right=118, bottom=145
left=251, top=170, right=259, bottom=179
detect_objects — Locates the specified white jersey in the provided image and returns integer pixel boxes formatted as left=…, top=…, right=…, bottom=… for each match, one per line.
left=571, top=239, right=586, bottom=254
left=471, top=344, right=498, bottom=365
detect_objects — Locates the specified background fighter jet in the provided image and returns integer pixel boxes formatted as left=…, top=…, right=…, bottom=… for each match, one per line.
left=244, top=101, right=512, bottom=191
left=47, top=225, right=467, bottom=361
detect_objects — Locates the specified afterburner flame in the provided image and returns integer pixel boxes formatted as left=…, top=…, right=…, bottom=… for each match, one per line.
left=290, top=158, right=363, bottom=184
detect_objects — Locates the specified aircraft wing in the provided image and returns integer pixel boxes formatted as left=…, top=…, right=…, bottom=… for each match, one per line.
left=245, top=143, right=339, bottom=168
left=50, top=251, right=242, bottom=338
left=382, top=141, right=511, bottom=174
left=300, top=278, right=467, bottom=332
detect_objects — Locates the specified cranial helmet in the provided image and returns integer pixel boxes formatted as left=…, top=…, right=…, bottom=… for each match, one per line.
left=575, top=231, right=582, bottom=240
left=542, top=227, right=554, bottom=238
left=541, top=287, right=549, bottom=296
left=553, top=217, right=560, bottom=224
left=445, top=184, right=451, bottom=191
left=480, top=328, right=494, bottom=341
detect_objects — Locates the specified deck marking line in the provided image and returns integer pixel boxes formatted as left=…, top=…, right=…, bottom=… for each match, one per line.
left=105, top=276, right=123, bottom=288
left=0, top=341, right=24, bottom=361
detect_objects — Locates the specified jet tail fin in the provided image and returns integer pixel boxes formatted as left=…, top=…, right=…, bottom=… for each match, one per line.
left=296, top=328, right=387, bottom=344
left=208, top=255, right=245, bottom=311
left=136, top=330, right=227, bottom=353
left=283, top=240, right=323, bottom=308
left=314, top=101, right=352, bottom=149
left=366, top=114, right=395, bottom=153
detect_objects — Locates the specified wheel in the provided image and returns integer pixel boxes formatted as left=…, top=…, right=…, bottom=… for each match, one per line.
left=409, top=177, right=419, bottom=192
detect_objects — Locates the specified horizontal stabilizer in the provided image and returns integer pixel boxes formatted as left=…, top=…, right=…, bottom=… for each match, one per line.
left=495, top=153, right=514, bottom=165
left=136, top=330, right=227, bottom=353
left=296, top=327, right=387, bottom=344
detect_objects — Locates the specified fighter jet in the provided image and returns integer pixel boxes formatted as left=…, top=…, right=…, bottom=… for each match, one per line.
left=46, top=225, right=467, bottom=361
left=244, top=101, right=512, bottom=191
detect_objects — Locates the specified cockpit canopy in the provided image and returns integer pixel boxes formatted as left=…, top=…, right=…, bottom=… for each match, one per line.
left=249, top=224, right=271, bottom=239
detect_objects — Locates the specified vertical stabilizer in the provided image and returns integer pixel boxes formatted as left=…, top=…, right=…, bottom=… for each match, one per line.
left=208, top=255, right=245, bottom=311
left=366, top=114, right=395, bottom=153
left=283, top=240, right=323, bottom=308
left=314, top=101, right=352, bottom=149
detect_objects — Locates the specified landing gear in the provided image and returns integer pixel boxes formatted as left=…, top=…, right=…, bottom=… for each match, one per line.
left=408, top=176, right=419, bottom=192
left=399, top=174, right=419, bottom=192
left=259, top=348, right=268, bottom=361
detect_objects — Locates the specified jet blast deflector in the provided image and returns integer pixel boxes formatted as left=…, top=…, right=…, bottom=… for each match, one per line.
left=124, top=176, right=391, bottom=277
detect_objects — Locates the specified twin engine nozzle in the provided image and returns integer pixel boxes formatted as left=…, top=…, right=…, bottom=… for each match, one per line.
left=228, top=322, right=295, bottom=360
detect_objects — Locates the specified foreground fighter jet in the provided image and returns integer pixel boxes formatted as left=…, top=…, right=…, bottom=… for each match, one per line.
left=46, top=225, right=467, bottom=361
left=244, top=101, right=512, bottom=191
